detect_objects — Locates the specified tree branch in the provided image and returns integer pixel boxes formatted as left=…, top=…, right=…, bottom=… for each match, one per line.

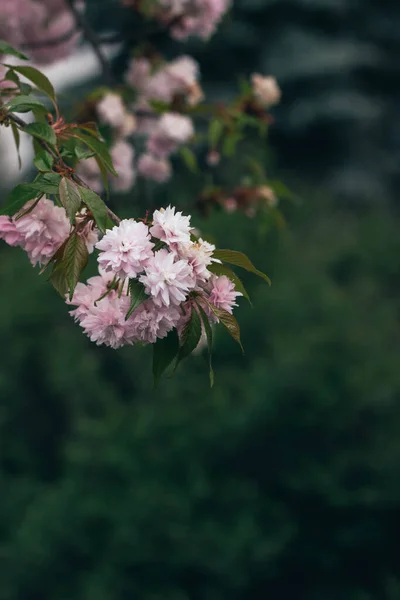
left=64, top=0, right=115, bottom=86
left=6, top=112, right=121, bottom=225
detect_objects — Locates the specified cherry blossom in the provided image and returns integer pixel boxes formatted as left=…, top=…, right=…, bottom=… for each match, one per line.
left=139, top=248, right=195, bottom=307
left=207, top=274, right=242, bottom=314
left=137, top=153, right=172, bottom=183
left=150, top=205, right=192, bottom=246
left=251, top=74, right=282, bottom=108
left=96, top=219, right=154, bottom=280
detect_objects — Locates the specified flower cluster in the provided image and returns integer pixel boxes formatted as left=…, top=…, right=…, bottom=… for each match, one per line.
left=79, top=55, right=200, bottom=191
left=0, top=0, right=83, bottom=65
left=125, top=55, right=203, bottom=108
left=0, top=198, right=97, bottom=266
left=128, top=54, right=199, bottom=182
left=125, top=0, right=232, bottom=41
left=69, top=205, right=241, bottom=349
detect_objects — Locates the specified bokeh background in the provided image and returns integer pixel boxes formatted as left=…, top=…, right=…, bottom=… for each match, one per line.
left=1, top=1, right=400, bottom=598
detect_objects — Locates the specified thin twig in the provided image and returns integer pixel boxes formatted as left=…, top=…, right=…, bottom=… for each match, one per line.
left=65, top=0, right=115, bottom=86
left=7, top=112, right=59, bottom=161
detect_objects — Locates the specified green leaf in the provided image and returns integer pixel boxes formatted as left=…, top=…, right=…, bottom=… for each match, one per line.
left=49, top=263, right=68, bottom=297
left=223, top=132, right=243, bottom=157
left=77, top=122, right=102, bottom=137
left=148, top=100, right=170, bottom=113
left=208, top=262, right=251, bottom=304
left=268, top=179, right=300, bottom=204
left=180, top=147, right=199, bottom=173
left=40, top=236, right=69, bottom=276
left=152, top=329, right=179, bottom=387
left=94, top=155, right=110, bottom=197
left=125, top=280, right=148, bottom=320
left=209, top=118, right=224, bottom=148
left=0, top=184, right=41, bottom=216
left=206, top=300, right=244, bottom=353
left=19, top=82, right=33, bottom=96
left=8, top=65, right=56, bottom=106
left=239, top=114, right=261, bottom=129
left=238, top=76, right=252, bottom=95
left=59, top=178, right=81, bottom=223
left=5, top=95, right=47, bottom=114
left=4, top=70, right=20, bottom=85
left=0, top=41, right=28, bottom=60
left=30, top=172, right=62, bottom=195
left=213, top=249, right=271, bottom=285
left=63, top=233, right=89, bottom=300
left=75, top=146, right=96, bottom=160
left=10, top=122, right=22, bottom=170
left=24, top=122, right=56, bottom=147
left=33, top=150, right=54, bottom=172
left=195, top=302, right=214, bottom=387
left=77, top=186, right=108, bottom=233
left=73, top=131, right=118, bottom=177
left=177, top=307, right=202, bottom=364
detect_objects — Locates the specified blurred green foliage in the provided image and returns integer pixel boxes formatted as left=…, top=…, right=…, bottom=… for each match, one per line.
left=2, top=0, right=400, bottom=597
left=1, top=190, right=400, bottom=599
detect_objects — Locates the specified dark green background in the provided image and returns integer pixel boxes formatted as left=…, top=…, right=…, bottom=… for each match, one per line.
left=1, top=1, right=400, bottom=598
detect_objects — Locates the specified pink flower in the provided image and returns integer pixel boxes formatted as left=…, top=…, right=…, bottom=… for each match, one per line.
left=76, top=157, right=103, bottom=194
left=97, top=93, right=126, bottom=129
left=175, top=238, right=216, bottom=282
left=143, top=55, right=202, bottom=105
left=125, top=57, right=152, bottom=90
left=0, top=216, right=24, bottom=246
left=140, top=248, right=195, bottom=307
left=206, top=150, right=220, bottom=166
left=68, top=272, right=111, bottom=320
left=165, top=55, right=199, bottom=89
left=12, top=198, right=70, bottom=267
left=110, top=140, right=136, bottom=192
left=79, top=223, right=99, bottom=254
left=224, top=197, right=237, bottom=213
left=75, top=208, right=99, bottom=254
left=158, top=113, right=194, bottom=143
left=257, top=185, right=278, bottom=208
left=129, top=299, right=181, bottom=344
left=207, top=274, right=241, bottom=314
left=77, top=141, right=136, bottom=194
left=96, top=219, right=154, bottom=280
left=137, top=153, right=172, bottom=183
left=27, top=9, right=81, bottom=65
left=78, top=293, right=135, bottom=349
left=69, top=267, right=136, bottom=349
left=96, top=94, right=136, bottom=138
left=150, top=205, right=192, bottom=246
left=147, top=113, right=194, bottom=158
left=251, top=74, right=281, bottom=108
left=169, top=0, right=231, bottom=40
left=119, top=112, right=137, bottom=138
left=0, top=1, right=83, bottom=65
left=0, top=0, right=47, bottom=51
